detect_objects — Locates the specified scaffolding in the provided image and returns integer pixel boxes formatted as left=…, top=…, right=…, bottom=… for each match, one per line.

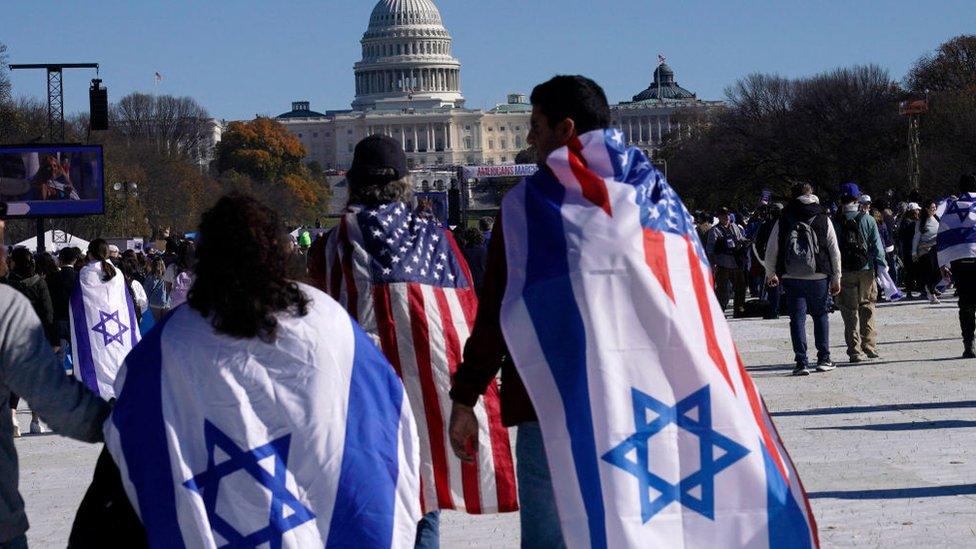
left=899, top=99, right=928, bottom=190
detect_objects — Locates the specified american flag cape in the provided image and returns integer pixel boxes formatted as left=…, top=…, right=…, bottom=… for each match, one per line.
left=321, top=204, right=518, bottom=515
left=104, top=285, right=421, bottom=548
left=937, top=192, right=976, bottom=266
left=69, top=261, right=141, bottom=400
left=499, top=129, right=818, bottom=548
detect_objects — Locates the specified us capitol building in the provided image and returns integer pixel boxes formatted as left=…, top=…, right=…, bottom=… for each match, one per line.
left=277, top=0, right=722, bottom=173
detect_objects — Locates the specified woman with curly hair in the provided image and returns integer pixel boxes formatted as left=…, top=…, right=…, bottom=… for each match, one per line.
left=70, top=192, right=420, bottom=547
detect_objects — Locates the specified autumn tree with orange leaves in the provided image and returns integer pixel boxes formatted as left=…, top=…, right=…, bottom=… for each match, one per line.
left=214, top=117, right=330, bottom=226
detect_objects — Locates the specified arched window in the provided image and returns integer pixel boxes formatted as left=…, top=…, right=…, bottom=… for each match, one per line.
left=422, top=180, right=431, bottom=191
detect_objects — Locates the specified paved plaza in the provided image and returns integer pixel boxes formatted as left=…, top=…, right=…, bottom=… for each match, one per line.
left=16, top=298, right=976, bottom=548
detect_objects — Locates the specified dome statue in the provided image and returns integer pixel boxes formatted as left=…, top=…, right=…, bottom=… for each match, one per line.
left=353, top=0, right=464, bottom=110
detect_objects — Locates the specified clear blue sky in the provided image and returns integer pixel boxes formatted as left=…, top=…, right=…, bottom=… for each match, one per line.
left=4, top=0, right=974, bottom=120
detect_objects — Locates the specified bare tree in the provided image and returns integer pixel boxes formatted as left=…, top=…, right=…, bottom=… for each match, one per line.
left=110, top=93, right=215, bottom=163
left=0, top=42, right=10, bottom=104
left=906, top=35, right=976, bottom=93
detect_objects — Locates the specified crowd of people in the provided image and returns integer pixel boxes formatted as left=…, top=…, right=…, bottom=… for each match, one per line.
left=0, top=73, right=972, bottom=548
left=700, top=175, right=976, bottom=374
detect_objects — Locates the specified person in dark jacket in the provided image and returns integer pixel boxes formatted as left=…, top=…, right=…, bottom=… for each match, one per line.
left=754, top=203, right=783, bottom=319
left=898, top=203, right=922, bottom=298
left=459, top=227, right=488, bottom=296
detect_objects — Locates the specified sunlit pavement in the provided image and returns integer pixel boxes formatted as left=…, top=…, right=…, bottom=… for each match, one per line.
left=18, top=297, right=976, bottom=547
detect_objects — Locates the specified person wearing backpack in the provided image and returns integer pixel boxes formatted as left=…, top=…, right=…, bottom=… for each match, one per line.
left=763, top=183, right=842, bottom=376
left=706, top=207, right=749, bottom=317
left=837, top=194, right=887, bottom=363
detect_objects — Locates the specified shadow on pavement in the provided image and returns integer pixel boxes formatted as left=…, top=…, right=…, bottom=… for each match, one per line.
left=771, top=400, right=976, bottom=417
left=808, top=419, right=976, bottom=431
left=809, top=484, right=976, bottom=500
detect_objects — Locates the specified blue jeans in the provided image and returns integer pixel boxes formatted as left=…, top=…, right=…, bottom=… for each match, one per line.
left=783, top=278, right=831, bottom=366
left=414, top=511, right=440, bottom=548
left=517, top=422, right=566, bottom=549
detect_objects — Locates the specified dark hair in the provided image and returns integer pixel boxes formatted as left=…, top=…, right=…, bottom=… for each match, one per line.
left=10, top=248, right=35, bottom=279
left=790, top=182, right=813, bottom=198
left=58, top=246, right=80, bottom=266
left=530, top=75, right=611, bottom=134
left=919, top=198, right=938, bottom=231
left=35, top=252, right=59, bottom=279
left=176, top=240, right=196, bottom=272
left=461, top=227, right=484, bottom=247
left=839, top=194, right=857, bottom=206
left=960, top=173, right=976, bottom=194
left=189, top=192, right=310, bottom=343
left=87, top=239, right=117, bottom=281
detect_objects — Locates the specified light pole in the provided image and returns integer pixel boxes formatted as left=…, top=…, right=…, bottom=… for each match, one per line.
left=112, top=181, right=139, bottom=236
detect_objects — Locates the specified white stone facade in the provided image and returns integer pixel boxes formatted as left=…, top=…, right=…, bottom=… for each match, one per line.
left=277, top=0, right=723, bottom=172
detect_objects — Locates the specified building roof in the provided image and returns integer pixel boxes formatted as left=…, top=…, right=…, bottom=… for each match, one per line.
left=629, top=63, right=697, bottom=103
left=368, top=0, right=443, bottom=30
left=488, top=93, right=532, bottom=114
left=278, top=101, right=326, bottom=119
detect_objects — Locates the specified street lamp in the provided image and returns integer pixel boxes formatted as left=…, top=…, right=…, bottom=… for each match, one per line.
left=113, top=181, right=138, bottom=196
left=112, top=181, right=140, bottom=237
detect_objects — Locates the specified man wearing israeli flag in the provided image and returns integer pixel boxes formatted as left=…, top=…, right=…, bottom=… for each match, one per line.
left=938, top=173, right=976, bottom=358
left=98, top=194, right=421, bottom=547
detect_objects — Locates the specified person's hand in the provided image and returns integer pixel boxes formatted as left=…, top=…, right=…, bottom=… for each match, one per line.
left=942, top=265, right=953, bottom=278
left=449, top=402, right=479, bottom=463
left=766, top=274, right=780, bottom=288
left=829, top=281, right=842, bottom=296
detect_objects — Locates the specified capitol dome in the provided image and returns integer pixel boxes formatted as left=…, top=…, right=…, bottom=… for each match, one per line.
left=353, top=0, right=464, bottom=110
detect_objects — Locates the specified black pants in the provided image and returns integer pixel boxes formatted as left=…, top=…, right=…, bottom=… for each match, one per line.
left=69, top=447, right=147, bottom=548
left=953, top=260, right=976, bottom=345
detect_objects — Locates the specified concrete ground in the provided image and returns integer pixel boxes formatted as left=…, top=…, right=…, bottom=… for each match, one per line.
left=16, top=297, right=976, bottom=548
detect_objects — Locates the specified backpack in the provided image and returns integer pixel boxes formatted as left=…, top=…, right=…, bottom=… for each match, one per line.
left=784, top=220, right=820, bottom=277
left=169, top=270, right=193, bottom=308
left=839, top=213, right=870, bottom=271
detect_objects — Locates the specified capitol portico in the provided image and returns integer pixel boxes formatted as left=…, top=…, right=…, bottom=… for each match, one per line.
left=278, top=0, right=722, bottom=172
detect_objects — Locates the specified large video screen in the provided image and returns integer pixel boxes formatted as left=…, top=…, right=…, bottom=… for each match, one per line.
left=0, top=145, right=105, bottom=218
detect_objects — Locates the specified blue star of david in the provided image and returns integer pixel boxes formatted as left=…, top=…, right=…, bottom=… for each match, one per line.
left=90, top=310, right=128, bottom=346
left=183, top=421, right=315, bottom=548
left=602, top=386, right=750, bottom=522
left=946, top=200, right=976, bottom=223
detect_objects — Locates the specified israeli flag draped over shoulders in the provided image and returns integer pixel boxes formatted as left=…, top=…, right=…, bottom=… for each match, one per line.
left=70, top=261, right=141, bottom=400
left=104, top=283, right=421, bottom=548
left=937, top=192, right=976, bottom=266
left=499, top=129, right=818, bottom=548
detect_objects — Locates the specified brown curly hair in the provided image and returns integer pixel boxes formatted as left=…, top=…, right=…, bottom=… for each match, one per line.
left=188, top=192, right=309, bottom=342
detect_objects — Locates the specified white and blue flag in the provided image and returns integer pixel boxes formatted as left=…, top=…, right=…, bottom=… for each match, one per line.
left=937, top=192, right=976, bottom=266
left=104, top=284, right=421, bottom=548
left=499, top=130, right=818, bottom=548
left=70, top=261, right=141, bottom=400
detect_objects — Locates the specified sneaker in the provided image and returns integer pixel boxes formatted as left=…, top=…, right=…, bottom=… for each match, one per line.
left=816, top=360, right=836, bottom=372
left=865, top=350, right=881, bottom=359
left=792, top=364, right=811, bottom=376
left=28, top=419, right=42, bottom=435
left=927, top=292, right=941, bottom=305
left=964, top=348, right=976, bottom=359
left=849, top=355, right=864, bottom=363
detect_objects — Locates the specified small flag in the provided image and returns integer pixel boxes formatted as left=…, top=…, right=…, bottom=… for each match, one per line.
left=658, top=53, right=667, bottom=65
left=154, top=72, right=163, bottom=83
